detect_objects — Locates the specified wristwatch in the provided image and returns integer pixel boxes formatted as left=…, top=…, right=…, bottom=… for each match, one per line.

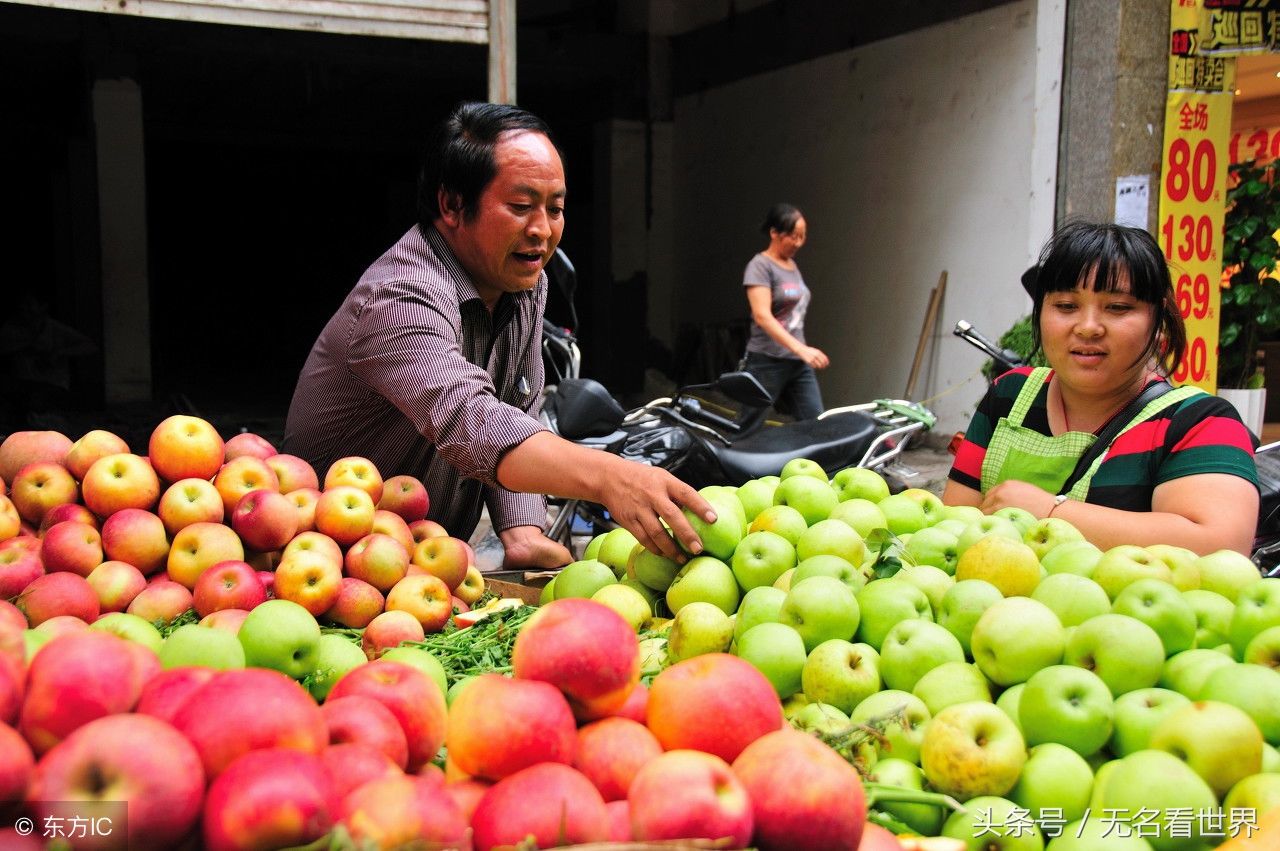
left=1048, top=494, right=1069, bottom=517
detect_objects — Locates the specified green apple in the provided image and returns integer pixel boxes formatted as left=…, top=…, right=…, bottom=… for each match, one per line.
left=732, top=585, right=787, bottom=644
left=772, top=568, right=795, bottom=592
left=1022, top=516, right=1086, bottom=561
left=238, top=598, right=322, bottom=679
left=701, top=485, right=748, bottom=530
left=1159, top=648, right=1236, bottom=699
left=796, top=518, right=865, bottom=567
left=1018, top=664, right=1114, bottom=756
left=942, top=504, right=985, bottom=525
left=792, top=554, right=870, bottom=594
left=993, top=506, right=1037, bottom=535
left=23, top=630, right=51, bottom=663
left=921, top=701, right=1027, bottom=799
left=380, top=645, right=448, bottom=697
left=596, top=527, right=640, bottom=577
left=748, top=504, right=809, bottom=546
left=446, top=675, right=475, bottom=707
left=876, top=493, right=927, bottom=536
left=866, top=758, right=943, bottom=837
left=780, top=457, right=827, bottom=481
left=933, top=518, right=969, bottom=538
left=1031, top=573, right=1112, bottom=628
left=896, top=564, right=954, bottom=613
left=1096, top=750, right=1218, bottom=851
left=996, top=683, right=1025, bottom=729
left=903, top=526, right=961, bottom=575
left=1230, top=578, right=1280, bottom=658
left=1223, top=772, right=1280, bottom=817
left=629, top=546, right=681, bottom=592
left=955, top=516, right=1023, bottom=557
left=801, top=638, right=881, bottom=714
left=1194, top=548, right=1262, bottom=602
left=620, top=577, right=661, bottom=609
left=638, top=636, right=669, bottom=678
left=309, top=633, right=371, bottom=701
left=854, top=578, right=933, bottom=651
left=971, top=597, right=1066, bottom=686
left=1093, top=545, right=1174, bottom=600
left=1182, top=588, right=1236, bottom=649
left=736, top=476, right=779, bottom=522
left=1198, top=662, right=1280, bottom=744
left=681, top=489, right=744, bottom=560
left=555, top=558, right=617, bottom=599
left=939, top=579, right=1004, bottom=656
left=1109, top=687, right=1191, bottom=757
left=730, top=530, right=797, bottom=591
left=1062, top=614, right=1165, bottom=696
left=735, top=621, right=806, bottom=698
left=591, top=582, right=654, bottom=630
left=898, top=488, right=945, bottom=526
left=790, top=702, right=853, bottom=737
left=879, top=619, right=965, bottom=692
left=1112, top=578, right=1197, bottom=656
left=665, top=555, right=739, bottom=616
left=779, top=575, right=860, bottom=652
left=942, top=795, right=1046, bottom=850
left=912, top=660, right=991, bottom=715
left=1265, top=742, right=1280, bottom=772
left=828, top=498, right=888, bottom=539
left=1010, top=742, right=1094, bottom=824
left=1040, top=540, right=1104, bottom=577
left=582, top=533, right=606, bottom=561
left=1046, top=818, right=1156, bottom=850
left=850, top=689, right=931, bottom=763
left=160, top=624, right=245, bottom=671
left=667, top=601, right=735, bottom=662
left=955, top=534, right=1042, bottom=598
left=772, top=475, right=838, bottom=526
left=1244, top=624, right=1280, bottom=668
left=1150, top=699, right=1263, bottom=797
left=1146, top=543, right=1201, bottom=591
left=89, top=611, right=164, bottom=653
left=538, top=576, right=557, bottom=605
left=831, top=466, right=890, bottom=502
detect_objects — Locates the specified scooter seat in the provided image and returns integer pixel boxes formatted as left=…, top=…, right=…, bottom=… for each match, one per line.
left=706, top=410, right=880, bottom=484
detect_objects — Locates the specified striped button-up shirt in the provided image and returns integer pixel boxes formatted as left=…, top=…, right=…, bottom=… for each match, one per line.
left=283, top=224, right=549, bottom=539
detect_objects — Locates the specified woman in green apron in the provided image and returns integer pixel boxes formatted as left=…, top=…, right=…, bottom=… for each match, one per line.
left=944, top=222, right=1258, bottom=555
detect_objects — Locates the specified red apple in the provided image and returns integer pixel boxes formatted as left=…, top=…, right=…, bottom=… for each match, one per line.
left=324, top=576, right=384, bottom=628
left=0, top=722, right=34, bottom=817
left=222, top=431, right=276, bottom=462
left=629, top=749, right=754, bottom=845
left=200, top=608, right=252, bottom=633
left=134, top=666, right=218, bottom=725
left=27, top=712, right=205, bottom=849
left=266, top=453, right=319, bottom=493
left=202, top=747, right=335, bottom=851
left=321, top=694, right=410, bottom=769
left=192, top=560, right=267, bottom=617
left=409, top=518, right=449, bottom=543
left=37, top=502, right=98, bottom=536
left=0, top=545, right=44, bottom=598
left=0, top=431, right=73, bottom=485
left=17, top=572, right=99, bottom=626
left=345, top=533, right=409, bottom=592
left=167, top=521, right=244, bottom=589
left=371, top=509, right=415, bottom=553
left=231, top=488, right=298, bottom=552
left=274, top=551, right=342, bottom=616
left=212, top=455, right=279, bottom=516
left=446, top=673, right=577, bottom=781
left=445, top=778, right=490, bottom=824
left=0, top=654, right=26, bottom=727
left=328, top=660, right=447, bottom=773
left=10, top=462, right=78, bottom=526
left=126, top=579, right=193, bottom=625
left=339, top=772, right=469, bottom=849
left=172, top=668, right=328, bottom=779
left=65, top=429, right=130, bottom=482
left=100, top=508, right=170, bottom=575
left=286, top=486, right=321, bottom=533
left=361, top=609, right=425, bottom=660
left=859, top=824, right=906, bottom=851
left=612, top=680, right=649, bottom=724
left=314, top=485, right=375, bottom=547
left=80, top=453, right=161, bottom=518
left=647, top=653, right=784, bottom=763
left=32, top=614, right=89, bottom=640
left=87, top=560, right=148, bottom=612
left=385, top=573, right=453, bottom=632
left=378, top=474, right=430, bottom=522
left=410, top=535, right=472, bottom=591
left=320, top=741, right=401, bottom=802
left=282, top=530, right=343, bottom=567
left=157, top=477, right=225, bottom=536
left=148, top=414, right=226, bottom=483
left=574, top=716, right=663, bottom=802
left=40, top=519, right=103, bottom=576
left=324, top=456, right=384, bottom=503
left=471, top=762, right=609, bottom=851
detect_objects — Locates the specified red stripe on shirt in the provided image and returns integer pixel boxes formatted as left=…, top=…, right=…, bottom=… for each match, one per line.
left=952, top=438, right=986, bottom=481
left=1172, top=415, right=1257, bottom=453
left=1107, top=419, right=1170, bottom=458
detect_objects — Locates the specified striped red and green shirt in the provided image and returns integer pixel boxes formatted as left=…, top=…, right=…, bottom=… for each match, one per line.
left=948, top=367, right=1258, bottom=510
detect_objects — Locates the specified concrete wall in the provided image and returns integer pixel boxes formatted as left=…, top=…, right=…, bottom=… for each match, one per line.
left=665, top=0, right=1055, bottom=436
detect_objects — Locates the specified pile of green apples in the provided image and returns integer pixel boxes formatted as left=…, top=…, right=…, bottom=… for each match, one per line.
left=545, top=460, right=1280, bottom=850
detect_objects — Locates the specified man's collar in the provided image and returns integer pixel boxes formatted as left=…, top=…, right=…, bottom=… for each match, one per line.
left=421, top=223, right=485, bottom=306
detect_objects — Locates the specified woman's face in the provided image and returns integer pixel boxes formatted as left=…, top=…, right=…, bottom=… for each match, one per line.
left=1039, top=267, right=1157, bottom=397
left=773, top=217, right=807, bottom=260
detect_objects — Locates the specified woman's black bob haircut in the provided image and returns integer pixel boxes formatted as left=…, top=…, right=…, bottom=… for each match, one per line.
left=417, top=102, right=559, bottom=229
left=761, top=203, right=804, bottom=236
left=1029, top=220, right=1187, bottom=375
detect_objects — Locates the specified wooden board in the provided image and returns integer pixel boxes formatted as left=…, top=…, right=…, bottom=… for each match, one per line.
left=484, top=578, right=543, bottom=606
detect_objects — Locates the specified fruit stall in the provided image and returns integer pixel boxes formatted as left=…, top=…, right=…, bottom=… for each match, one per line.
left=0, top=418, right=1278, bottom=850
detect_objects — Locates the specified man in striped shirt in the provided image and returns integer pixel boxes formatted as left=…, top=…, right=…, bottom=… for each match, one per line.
left=284, top=102, right=712, bottom=569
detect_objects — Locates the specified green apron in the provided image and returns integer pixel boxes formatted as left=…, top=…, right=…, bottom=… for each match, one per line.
left=980, top=367, right=1198, bottom=502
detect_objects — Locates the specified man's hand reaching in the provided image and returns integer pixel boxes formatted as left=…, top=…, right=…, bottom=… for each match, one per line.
left=595, top=462, right=715, bottom=562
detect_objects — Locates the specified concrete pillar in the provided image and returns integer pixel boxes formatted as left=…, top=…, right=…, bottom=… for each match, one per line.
left=91, top=77, right=151, bottom=405
left=488, top=0, right=516, bottom=104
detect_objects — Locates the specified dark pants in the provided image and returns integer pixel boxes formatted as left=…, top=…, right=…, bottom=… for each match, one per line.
left=738, top=351, right=825, bottom=432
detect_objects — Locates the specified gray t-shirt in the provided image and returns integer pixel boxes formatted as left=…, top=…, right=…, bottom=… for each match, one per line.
left=743, top=252, right=810, bottom=359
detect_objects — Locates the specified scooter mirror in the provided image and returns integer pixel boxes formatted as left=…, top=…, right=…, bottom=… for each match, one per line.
left=714, top=371, right=773, bottom=408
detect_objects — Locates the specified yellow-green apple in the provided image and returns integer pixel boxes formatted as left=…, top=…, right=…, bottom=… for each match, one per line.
left=1030, top=572, right=1111, bottom=628
left=159, top=623, right=245, bottom=670
left=573, top=716, right=662, bottom=803
left=865, top=758, right=941, bottom=837
left=879, top=618, right=965, bottom=692
left=896, top=564, right=954, bottom=613
left=1113, top=578, right=1197, bottom=656
left=595, top=527, right=640, bottom=577
left=201, top=747, right=335, bottom=851
left=1244, top=624, right=1280, bottom=667
left=1095, top=749, right=1218, bottom=849
left=370, top=509, right=415, bottom=553
left=854, top=577, right=932, bottom=651
left=27, top=712, right=204, bottom=849
left=1160, top=648, right=1234, bottom=698
left=10, top=462, right=78, bottom=525
left=0, top=544, right=43, bottom=598
left=282, top=530, right=343, bottom=567
left=192, top=559, right=267, bottom=616
left=646, top=653, right=783, bottom=762
left=456, top=564, right=485, bottom=605
left=1017, top=664, right=1114, bottom=756
left=321, top=693, right=410, bottom=768
left=781, top=575, right=863, bottom=654
left=731, top=587, right=785, bottom=646
left=338, top=772, right=468, bottom=850
left=970, top=596, right=1065, bottom=686
left=955, top=533, right=1041, bottom=597
left=285, top=486, right=321, bottom=533
left=408, top=518, right=448, bottom=543
left=876, top=493, right=929, bottom=536
left=667, top=601, right=733, bottom=662
left=912, top=659, right=991, bottom=715
left=828, top=497, right=889, bottom=539
left=1223, top=772, right=1280, bottom=818
left=323, top=576, right=384, bottom=628
left=223, top=431, right=277, bottom=461
left=796, top=517, right=865, bottom=568
left=213, top=455, right=280, bottom=519
left=40, top=519, right=103, bottom=576
left=1183, top=588, right=1236, bottom=649
left=730, top=530, right=796, bottom=591
left=306, top=632, right=369, bottom=701
left=0, top=496, right=20, bottom=543
left=98, top=507, right=169, bottom=576
left=628, top=546, right=680, bottom=592
left=1093, top=544, right=1174, bottom=600
left=1198, top=663, right=1280, bottom=743
left=274, top=551, right=343, bottom=617
left=0, top=431, right=73, bottom=484
left=86, top=559, right=147, bottom=612
left=377, top=473, right=429, bottom=522
left=903, top=525, right=960, bottom=574
left=831, top=465, right=890, bottom=502
left=157, top=477, right=224, bottom=535
left=19, top=630, right=149, bottom=754
left=665, top=555, right=738, bottom=616
left=921, top=700, right=1027, bottom=799
left=1230, top=578, right=1280, bottom=658
left=200, top=608, right=251, bottom=634
left=590, top=583, right=652, bottom=631
left=230, top=488, right=297, bottom=552
left=17, top=572, right=99, bottom=626
left=1109, top=687, right=1191, bottom=758
left=748, top=504, right=809, bottom=546
left=736, top=476, right=779, bottom=522
left=64, top=429, right=130, bottom=481
left=386, top=573, right=453, bottom=632
left=147, top=414, right=225, bottom=482
left=1147, top=543, right=1202, bottom=590
left=955, top=515, right=1023, bottom=557
left=1049, top=817, right=1162, bottom=850
left=941, top=795, right=1045, bottom=850
left=265, top=453, right=318, bottom=493
left=1150, top=699, right=1263, bottom=797
left=313, top=485, right=375, bottom=547
left=993, top=505, right=1037, bottom=535
left=329, top=659, right=448, bottom=772
left=126, top=578, right=193, bottom=624
left=1063, top=613, right=1166, bottom=696
left=471, top=762, right=608, bottom=850
left=361, top=609, right=425, bottom=659
left=771, top=474, right=838, bottom=526
left=801, top=638, right=881, bottom=714
left=942, top=504, right=986, bottom=524
left=1022, top=516, right=1086, bottom=560
left=324, top=456, right=384, bottom=503
left=1040, top=539, right=1104, bottom=577
left=167, top=520, right=244, bottom=589
left=22, top=631, right=51, bottom=662
left=234, top=597, right=321, bottom=679
left=898, top=487, right=945, bottom=524
left=80, top=453, right=161, bottom=517
left=731, top=727, right=867, bottom=851
left=410, top=534, right=472, bottom=591
left=780, top=457, right=827, bottom=481
left=628, top=749, right=753, bottom=845
left=735, top=621, right=807, bottom=698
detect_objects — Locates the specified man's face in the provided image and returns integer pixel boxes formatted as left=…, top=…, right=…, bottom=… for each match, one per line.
left=440, top=130, right=566, bottom=308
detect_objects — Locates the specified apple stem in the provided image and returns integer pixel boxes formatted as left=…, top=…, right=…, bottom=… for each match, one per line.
left=864, top=782, right=965, bottom=814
